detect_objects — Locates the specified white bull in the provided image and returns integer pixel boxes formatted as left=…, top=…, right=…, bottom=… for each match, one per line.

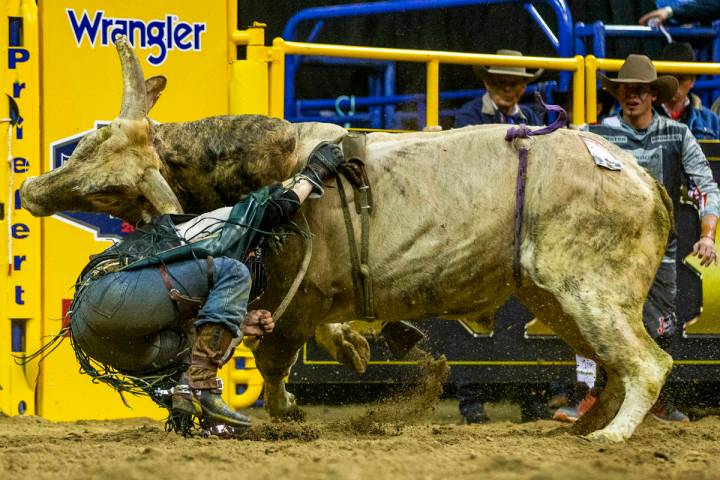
left=18, top=36, right=673, bottom=442
left=253, top=121, right=673, bottom=443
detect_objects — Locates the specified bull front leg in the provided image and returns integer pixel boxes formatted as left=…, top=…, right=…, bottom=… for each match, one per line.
left=253, top=319, right=315, bottom=420
left=314, top=323, right=370, bottom=374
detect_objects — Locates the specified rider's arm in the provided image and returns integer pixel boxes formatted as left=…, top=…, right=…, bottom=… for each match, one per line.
left=284, top=176, right=315, bottom=203
left=259, top=141, right=345, bottom=231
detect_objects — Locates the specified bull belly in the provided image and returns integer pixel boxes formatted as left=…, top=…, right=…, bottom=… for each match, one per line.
left=369, top=255, right=513, bottom=321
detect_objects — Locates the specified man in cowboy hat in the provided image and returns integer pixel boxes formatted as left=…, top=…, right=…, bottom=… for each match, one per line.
left=554, top=54, right=720, bottom=424
left=454, top=53, right=551, bottom=426
left=455, top=49, right=550, bottom=423
left=455, top=49, right=544, bottom=127
left=658, top=42, right=720, bottom=139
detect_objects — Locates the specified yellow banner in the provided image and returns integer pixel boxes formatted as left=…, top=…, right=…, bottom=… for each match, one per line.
left=37, top=0, right=229, bottom=421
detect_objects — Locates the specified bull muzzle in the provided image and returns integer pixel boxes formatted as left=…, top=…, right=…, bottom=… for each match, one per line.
left=19, top=176, right=57, bottom=216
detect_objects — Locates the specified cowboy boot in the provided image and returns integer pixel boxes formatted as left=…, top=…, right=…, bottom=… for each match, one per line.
left=172, top=324, right=250, bottom=428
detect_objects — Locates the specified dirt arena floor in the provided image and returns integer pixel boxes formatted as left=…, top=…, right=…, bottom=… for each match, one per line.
left=2, top=358, right=720, bottom=480
left=3, top=404, right=720, bottom=480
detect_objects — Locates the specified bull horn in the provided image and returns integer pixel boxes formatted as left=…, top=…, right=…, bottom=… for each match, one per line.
left=139, top=168, right=184, bottom=215
left=114, top=35, right=147, bottom=120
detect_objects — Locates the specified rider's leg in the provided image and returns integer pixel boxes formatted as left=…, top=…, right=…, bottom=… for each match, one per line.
left=173, top=257, right=253, bottom=428
left=71, top=258, right=253, bottom=427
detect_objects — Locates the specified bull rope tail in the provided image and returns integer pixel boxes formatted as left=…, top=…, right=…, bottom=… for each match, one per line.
left=504, top=94, right=568, bottom=287
left=272, top=213, right=313, bottom=322
left=243, top=215, right=313, bottom=352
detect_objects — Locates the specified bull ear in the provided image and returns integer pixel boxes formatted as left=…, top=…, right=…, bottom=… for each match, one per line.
left=114, top=35, right=147, bottom=120
left=145, top=76, right=167, bottom=113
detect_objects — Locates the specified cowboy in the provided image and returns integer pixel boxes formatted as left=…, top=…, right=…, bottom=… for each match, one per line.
left=454, top=52, right=550, bottom=425
left=554, top=54, right=720, bottom=424
left=455, top=49, right=544, bottom=128
left=658, top=42, right=720, bottom=139
left=69, top=142, right=344, bottom=432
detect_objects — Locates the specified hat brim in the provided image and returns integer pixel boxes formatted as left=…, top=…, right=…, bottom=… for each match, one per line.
left=474, top=65, right=544, bottom=83
left=599, top=73, right=678, bottom=105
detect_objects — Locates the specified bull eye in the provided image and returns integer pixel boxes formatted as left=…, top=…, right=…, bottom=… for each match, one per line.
left=86, top=186, right=134, bottom=208
left=90, top=197, right=119, bottom=208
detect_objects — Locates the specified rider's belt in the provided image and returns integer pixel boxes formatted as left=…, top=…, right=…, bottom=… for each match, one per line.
left=159, top=256, right=215, bottom=321
left=339, top=133, right=375, bottom=319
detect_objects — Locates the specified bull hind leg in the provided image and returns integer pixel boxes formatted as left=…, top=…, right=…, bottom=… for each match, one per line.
left=573, top=368, right=624, bottom=435
left=585, top=337, right=671, bottom=442
left=519, top=285, right=672, bottom=442
left=519, top=287, right=623, bottom=432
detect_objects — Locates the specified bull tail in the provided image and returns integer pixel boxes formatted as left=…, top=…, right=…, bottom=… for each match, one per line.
left=653, top=179, right=675, bottom=235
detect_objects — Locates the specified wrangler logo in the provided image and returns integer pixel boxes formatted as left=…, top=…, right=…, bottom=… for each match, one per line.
left=66, top=9, right=206, bottom=66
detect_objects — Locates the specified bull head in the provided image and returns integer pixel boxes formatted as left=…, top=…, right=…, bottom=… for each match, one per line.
left=20, top=35, right=183, bottom=223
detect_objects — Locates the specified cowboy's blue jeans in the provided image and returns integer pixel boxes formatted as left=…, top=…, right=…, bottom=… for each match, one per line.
left=70, top=257, right=250, bottom=373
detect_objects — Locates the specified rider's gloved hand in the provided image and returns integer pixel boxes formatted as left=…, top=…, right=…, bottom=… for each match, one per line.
left=299, top=142, right=344, bottom=197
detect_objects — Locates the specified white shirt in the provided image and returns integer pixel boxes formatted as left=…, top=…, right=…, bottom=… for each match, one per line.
left=175, top=207, right=233, bottom=242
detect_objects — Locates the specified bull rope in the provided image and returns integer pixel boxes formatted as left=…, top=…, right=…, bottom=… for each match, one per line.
left=272, top=213, right=313, bottom=322
left=504, top=95, right=567, bottom=287
left=242, top=215, right=313, bottom=352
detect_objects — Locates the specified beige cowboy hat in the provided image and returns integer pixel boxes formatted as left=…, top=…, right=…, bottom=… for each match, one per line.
left=473, top=49, right=544, bottom=82
left=599, top=54, right=678, bottom=105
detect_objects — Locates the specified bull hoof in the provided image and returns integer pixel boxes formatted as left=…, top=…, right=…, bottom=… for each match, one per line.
left=584, top=430, right=627, bottom=443
left=334, top=329, right=371, bottom=375
left=275, top=406, right=306, bottom=422
left=265, top=390, right=303, bottom=421
left=571, top=417, right=601, bottom=436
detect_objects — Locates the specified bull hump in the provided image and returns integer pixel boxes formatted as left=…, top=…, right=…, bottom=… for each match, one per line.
left=153, top=115, right=297, bottom=210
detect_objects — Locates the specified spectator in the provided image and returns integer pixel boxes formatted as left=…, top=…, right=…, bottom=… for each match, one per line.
left=640, top=1, right=720, bottom=25
left=658, top=42, right=720, bottom=139
left=555, top=54, right=720, bottom=424
left=455, top=49, right=543, bottom=128
left=454, top=49, right=550, bottom=424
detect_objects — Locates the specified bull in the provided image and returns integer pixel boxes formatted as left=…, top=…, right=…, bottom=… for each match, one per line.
left=21, top=37, right=674, bottom=442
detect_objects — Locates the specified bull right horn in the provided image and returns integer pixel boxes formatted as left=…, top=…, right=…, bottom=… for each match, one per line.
left=139, top=168, right=184, bottom=215
left=114, top=35, right=147, bottom=120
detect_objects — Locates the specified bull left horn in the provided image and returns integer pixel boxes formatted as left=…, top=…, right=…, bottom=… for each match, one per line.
left=139, top=168, right=184, bottom=215
left=114, top=35, right=147, bottom=120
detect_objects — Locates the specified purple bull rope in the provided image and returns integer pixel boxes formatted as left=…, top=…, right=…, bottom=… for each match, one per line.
left=504, top=95, right=568, bottom=287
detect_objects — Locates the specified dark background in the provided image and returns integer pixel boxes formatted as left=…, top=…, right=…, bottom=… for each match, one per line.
left=238, top=1, right=669, bottom=99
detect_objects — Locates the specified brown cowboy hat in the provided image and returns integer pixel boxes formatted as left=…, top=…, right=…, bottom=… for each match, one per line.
left=599, top=54, right=678, bottom=105
left=473, top=49, right=544, bottom=83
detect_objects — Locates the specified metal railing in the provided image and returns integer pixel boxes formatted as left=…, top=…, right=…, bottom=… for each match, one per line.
left=574, top=21, right=720, bottom=59
left=280, top=0, right=574, bottom=122
left=576, top=21, right=720, bottom=105
left=294, top=82, right=558, bottom=129
left=268, top=39, right=585, bottom=127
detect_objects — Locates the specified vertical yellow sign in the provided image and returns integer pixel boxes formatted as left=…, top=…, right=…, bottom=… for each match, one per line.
left=1, top=0, right=42, bottom=417
left=36, top=0, right=230, bottom=421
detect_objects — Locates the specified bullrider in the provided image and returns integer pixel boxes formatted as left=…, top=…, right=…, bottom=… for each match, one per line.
left=68, top=142, right=345, bottom=433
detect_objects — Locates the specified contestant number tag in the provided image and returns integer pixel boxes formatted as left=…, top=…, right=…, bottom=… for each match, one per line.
left=582, top=136, right=622, bottom=171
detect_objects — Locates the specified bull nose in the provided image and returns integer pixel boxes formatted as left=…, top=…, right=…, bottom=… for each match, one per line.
left=19, top=177, right=53, bottom=216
